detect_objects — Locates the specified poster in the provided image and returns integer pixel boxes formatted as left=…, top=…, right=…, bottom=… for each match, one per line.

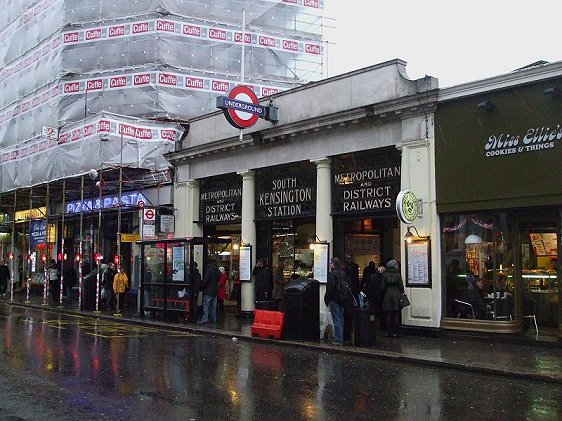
left=30, top=219, right=47, bottom=245
left=160, top=215, right=175, bottom=234
left=405, top=239, right=431, bottom=287
left=172, top=246, right=184, bottom=281
left=239, top=245, right=252, bottom=281
left=313, top=243, right=329, bottom=284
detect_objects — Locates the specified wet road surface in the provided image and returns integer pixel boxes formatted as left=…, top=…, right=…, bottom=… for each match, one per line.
left=1, top=305, right=561, bottom=421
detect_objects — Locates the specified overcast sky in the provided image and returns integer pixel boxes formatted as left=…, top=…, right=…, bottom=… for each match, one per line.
left=323, top=1, right=562, bottom=87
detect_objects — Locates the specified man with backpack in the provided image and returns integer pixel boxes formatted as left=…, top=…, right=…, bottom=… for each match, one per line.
left=324, top=257, right=349, bottom=345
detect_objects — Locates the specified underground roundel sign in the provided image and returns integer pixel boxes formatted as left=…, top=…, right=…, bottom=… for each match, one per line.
left=216, top=85, right=267, bottom=129
left=396, top=189, right=419, bottom=224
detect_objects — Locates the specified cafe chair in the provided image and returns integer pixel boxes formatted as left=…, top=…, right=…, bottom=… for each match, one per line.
left=493, top=298, right=512, bottom=321
left=452, top=299, right=475, bottom=319
left=523, top=300, right=539, bottom=335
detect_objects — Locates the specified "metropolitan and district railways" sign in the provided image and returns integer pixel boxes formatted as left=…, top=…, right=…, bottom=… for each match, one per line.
left=332, top=150, right=401, bottom=215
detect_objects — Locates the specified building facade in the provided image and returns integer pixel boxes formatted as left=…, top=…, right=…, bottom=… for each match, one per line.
left=167, top=59, right=441, bottom=330
left=0, top=0, right=325, bottom=292
left=436, top=61, right=562, bottom=334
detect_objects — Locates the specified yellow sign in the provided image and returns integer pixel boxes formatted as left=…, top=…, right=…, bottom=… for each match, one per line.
left=47, top=223, right=56, bottom=243
left=120, top=234, right=141, bottom=243
left=15, top=207, right=46, bottom=222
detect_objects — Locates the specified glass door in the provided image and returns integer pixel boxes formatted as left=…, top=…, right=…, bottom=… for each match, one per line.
left=141, top=241, right=192, bottom=323
left=518, top=218, right=559, bottom=330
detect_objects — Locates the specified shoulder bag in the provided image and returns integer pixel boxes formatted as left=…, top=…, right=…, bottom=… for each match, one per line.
left=399, top=293, right=410, bottom=308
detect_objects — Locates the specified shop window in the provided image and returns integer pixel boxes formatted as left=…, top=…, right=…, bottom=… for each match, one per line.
left=442, top=213, right=515, bottom=321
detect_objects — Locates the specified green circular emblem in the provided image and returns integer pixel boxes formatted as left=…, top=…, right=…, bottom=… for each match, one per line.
left=396, top=189, right=419, bottom=224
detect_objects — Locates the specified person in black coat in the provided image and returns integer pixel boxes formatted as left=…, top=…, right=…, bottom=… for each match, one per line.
left=0, top=260, right=10, bottom=295
left=190, top=262, right=202, bottom=321
left=367, top=264, right=386, bottom=328
left=201, top=261, right=220, bottom=323
left=253, top=258, right=272, bottom=302
left=462, top=277, right=491, bottom=319
left=361, top=261, right=376, bottom=292
left=324, top=257, right=348, bottom=345
left=381, top=259, right=404, bottom=337
left=344, top=256, right=360, bottom=343
left=48, top=259, right=60, bottom=303
left=102, top=263, right=117, bottom=310
left=63, top=263, right=78, bottom=305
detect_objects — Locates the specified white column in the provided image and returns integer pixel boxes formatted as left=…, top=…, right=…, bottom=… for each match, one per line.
left=186, top=180, right=203, bottom=237
left=238, top=169, right=256, bottom=315
left=186, top=180, right=203, bottom=269
left=173, top=183, right=188, bottom=237
left=313, top=157, right=333, bottom=244
left=312, top=157, right=332, bottom=338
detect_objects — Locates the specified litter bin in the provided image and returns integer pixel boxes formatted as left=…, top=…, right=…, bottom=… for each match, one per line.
left=255, top=300, right=277, bottom=311
left=353, top=306, right=376, bottom=347
left=283, top=278, right=319, bottom=341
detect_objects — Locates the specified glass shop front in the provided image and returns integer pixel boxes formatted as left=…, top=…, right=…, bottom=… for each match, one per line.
left=436, top=79, right=562, bottom=334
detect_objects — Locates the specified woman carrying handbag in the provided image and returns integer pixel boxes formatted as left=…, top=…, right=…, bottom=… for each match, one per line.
left=381, top=259, right=405, bottom=337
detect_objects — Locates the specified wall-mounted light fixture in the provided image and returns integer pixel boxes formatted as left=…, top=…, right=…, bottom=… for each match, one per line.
left=309, top=234, right=327, bottom=250
left=476, top=100, right=493, bottom=111
left=404, top=225, right=429, bottom=243
left=544, top=87, right=560, bottom=97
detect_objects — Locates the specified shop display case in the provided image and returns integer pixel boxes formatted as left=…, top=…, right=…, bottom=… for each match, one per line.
left=523, top=270, right=559, bottom=327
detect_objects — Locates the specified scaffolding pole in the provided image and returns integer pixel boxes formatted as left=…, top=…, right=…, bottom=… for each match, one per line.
left=58, top=180, right=65, bottom=307
left=25, top=187, right=32, bottom=304
left=42, top=183, right=49, bottom=306
left=9, top=190, right=16, bottom=302
left=78, top=175, right=84, bottom=310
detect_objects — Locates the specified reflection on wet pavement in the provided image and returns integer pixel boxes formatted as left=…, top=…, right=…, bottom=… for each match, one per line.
left=0, top=305, right=561, bottom=420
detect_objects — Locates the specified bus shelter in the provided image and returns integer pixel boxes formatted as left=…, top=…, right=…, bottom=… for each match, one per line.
left=137, top=237, right=230, bottom=323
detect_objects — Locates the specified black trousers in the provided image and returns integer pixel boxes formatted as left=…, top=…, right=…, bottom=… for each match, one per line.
left=385, top=310, right=400, bottom=335
left=51, top=283, right=60, bottom=302
left=343, top=305, right=354, bottom=342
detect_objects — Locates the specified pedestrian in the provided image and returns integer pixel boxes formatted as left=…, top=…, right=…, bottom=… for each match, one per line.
left=48, top=259, right=60, bottom=303
left=324, top=257, right=349, bottom=345
left=102, top=263, right=116, bottom=310
left=361, top=260, right=376, bottom=292
left=190, top=261, right=202, bottom=320
left=230, top=269, right=241, bottom=316
left=63, top=263, right=78, bottom=305
left=0, top=260, right=10, bottom=295
left=113, top=268, right=129, bottom=313
left=143, top=264, right=153, bottom=314
left=367, top=264, right=386, bottom=329
left=253, top=258, right=271, bottom=302
left=272, top=259, right=288, bottom=311
left=344, top=255, right=360, bottom=343
left=201, top=260, right=220, bottom=323
left=217, top=266, right=228, bottom=317
left=17, top=255, right=24, bottom=290
left=381, top=259, right=404, bottom=337
left=345, top=255, right=360, bottom=296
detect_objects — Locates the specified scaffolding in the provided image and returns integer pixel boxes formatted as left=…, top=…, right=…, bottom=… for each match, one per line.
left=0, top=0, right=325, bottom=150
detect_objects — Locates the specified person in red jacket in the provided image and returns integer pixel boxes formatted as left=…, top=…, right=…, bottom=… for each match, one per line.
left=217, top=266, right=228, bottom=317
